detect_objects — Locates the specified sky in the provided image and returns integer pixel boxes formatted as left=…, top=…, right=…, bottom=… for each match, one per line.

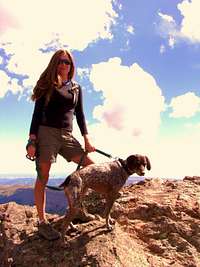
left=0, top=0, right=200, bottom=179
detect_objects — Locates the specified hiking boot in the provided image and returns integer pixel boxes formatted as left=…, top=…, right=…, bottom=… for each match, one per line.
left=38, top=221, right=61, bottom=241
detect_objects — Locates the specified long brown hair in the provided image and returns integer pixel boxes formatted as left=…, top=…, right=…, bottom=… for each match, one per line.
left=31, top=49, right=75, bottom=104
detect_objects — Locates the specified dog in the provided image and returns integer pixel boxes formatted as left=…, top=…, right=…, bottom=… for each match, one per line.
left=59, top=154, right=151, bottom=236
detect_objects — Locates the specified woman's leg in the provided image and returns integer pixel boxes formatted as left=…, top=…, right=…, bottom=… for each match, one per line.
left=34, top=162, right=51, bottom=222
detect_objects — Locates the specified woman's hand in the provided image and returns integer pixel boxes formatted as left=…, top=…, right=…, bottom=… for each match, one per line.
left=83, top=135, right=96, bottom=153
left=26, top=135, right=37, bottom=160
left=26, top=144, right=36, bottom=158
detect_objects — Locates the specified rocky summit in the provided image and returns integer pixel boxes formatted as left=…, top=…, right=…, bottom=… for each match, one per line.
left=0, top=176, right=200, bottom=267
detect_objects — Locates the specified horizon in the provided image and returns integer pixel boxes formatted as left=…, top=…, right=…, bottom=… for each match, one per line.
left=1, top=0, right=200, bottom=178
left=0, top=174, right=186, bottom=180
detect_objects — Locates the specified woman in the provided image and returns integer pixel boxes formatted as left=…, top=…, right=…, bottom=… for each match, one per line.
left=26, top=49, right=95, bottom=240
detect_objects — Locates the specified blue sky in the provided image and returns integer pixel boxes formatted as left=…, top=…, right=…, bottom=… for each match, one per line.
left=0, top=0, right=200, bottom=178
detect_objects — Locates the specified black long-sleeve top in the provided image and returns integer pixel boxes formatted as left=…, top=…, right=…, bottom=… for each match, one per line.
left=29, top=85, right=88, bottom=136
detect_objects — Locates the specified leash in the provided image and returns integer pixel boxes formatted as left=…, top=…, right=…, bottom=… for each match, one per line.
left=45, top=151, right=89, bottom=191
left=75, top=148, right=117, bottom=171
left=27, top=148, right=116, bottom=191
left=95, top=149, right=113, bottom=159
left=46, top=149, right=116, bottom=191
left=76, top=150, right=89, bottom=171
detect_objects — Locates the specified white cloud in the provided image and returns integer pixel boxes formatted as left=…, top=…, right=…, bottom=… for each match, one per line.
left=0, top=0, right=118, bottom=94
left=0, top=70, right=28, bottom=98
left=168, top=36, right=175, bottom=48
left=160, top=44, right=166, bottom=54
left=0, top=56, right=3, bottom=64
left=149, top=130, right=200, bottom=178
left=0, top=70, right=10, bottom=97
left=158, top=1, right=200, bottom=47
left=9, top=78, right=23, bottom=95
left=77, top=68, right=90, bottom=80
left=157, top=12, right=179, bottom=48
left=0, top=0, right=117, bottom=51
left=158, top=12, right=175, bottom=23
left=88, top=57, right=165, bottom=157
left=178, top=0, right=200, bottom=43
left=0, top=137, right=78, bottom=176
left=126, top=25, right=134, bottom=34
left=83, top=58, right=200, bottom=178
left=169, top=92, right=200, bottom=118
left=1, top=122, right=200, bottom=178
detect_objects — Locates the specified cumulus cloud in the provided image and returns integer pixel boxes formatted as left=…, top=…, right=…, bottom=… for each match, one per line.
left=178, top=0, right=200, bottom=43
left=87, top=57, right=165, bottom=160
left=0, top=3, right=19, bottom=35
left=157, top=12, right=179, bottom=48
left=0, top=56, right=3, bottom=64
left=0, top=0, right=118, bottom=95
left=0, top=70, right=29, bottom=98
left=77, top=68, right=90, bottom=80
left=169, top=92, right=200, bottom=118
left=9, top=78, right=24, bottom=97
left=0, top=0, right=117, bottom=51
left=158, top=0, right=200, bottom=47
left=2, top=122, right=200, bottom=178
left=0, top=70, right=10, bottom=97
left=149, top=130, right=200, bottom=178
left=158, top=12, right=175, bottom=24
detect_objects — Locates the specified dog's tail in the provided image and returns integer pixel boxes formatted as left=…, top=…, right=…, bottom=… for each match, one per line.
left=59, top=175, right=71, bottom=188
left=46, top=175, right=71, bottom=191
left=46, top=185, right=64, bottom=191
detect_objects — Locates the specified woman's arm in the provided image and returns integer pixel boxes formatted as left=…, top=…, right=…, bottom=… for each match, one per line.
left=75, top=86, right=95, bottom=152
left=29, top=96, right=45, bottom=138
left=75, top=86, right=88, bottom=136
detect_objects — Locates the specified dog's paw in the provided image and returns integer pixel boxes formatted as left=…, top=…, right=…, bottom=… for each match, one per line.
left=69, top=222, right=79, bottom=232
left=106, top=218, right=115, bottom=231
left=106, top=224, right=114, bottom=231
left=109, top=218, right=115, bottom=225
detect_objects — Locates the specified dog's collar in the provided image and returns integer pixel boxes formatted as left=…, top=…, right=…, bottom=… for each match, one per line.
left=118, top=158, right=133, bottom=176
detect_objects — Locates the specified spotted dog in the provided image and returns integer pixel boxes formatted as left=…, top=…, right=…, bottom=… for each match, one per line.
left=59, top=154, right=151, bottom=236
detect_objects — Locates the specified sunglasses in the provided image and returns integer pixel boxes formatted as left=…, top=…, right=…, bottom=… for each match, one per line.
left=58, top=59, right=71, bottom=65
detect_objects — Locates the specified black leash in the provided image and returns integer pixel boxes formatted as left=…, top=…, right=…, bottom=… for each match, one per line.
left=95, top=149, right=113, bottom=159
left=76, top=150, right=89, bottom=171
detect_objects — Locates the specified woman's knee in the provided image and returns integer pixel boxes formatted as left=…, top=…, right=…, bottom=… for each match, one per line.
left=36, top=162, right=51, bottom=184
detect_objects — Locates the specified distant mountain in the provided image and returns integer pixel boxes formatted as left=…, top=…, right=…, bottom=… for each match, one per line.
left=0, top=176, right=144, bottom=186
left=0, top=176, right=144, bottom=215
left=0, top=178, right=64, bottom=186
left=0, top=184, right=67, bottom=215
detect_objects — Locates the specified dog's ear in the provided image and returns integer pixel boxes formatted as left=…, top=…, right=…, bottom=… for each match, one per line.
left=145, top=156, right=151, bottom=170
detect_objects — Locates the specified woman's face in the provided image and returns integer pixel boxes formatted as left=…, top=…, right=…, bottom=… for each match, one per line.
left=57, top=53, right=71, bottom=77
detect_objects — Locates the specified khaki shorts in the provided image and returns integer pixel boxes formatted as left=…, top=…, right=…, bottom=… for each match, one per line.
left=36, top=125, right=84, bottom=163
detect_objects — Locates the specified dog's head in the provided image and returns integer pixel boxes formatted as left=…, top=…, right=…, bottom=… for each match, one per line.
left=126, top=154, right=151, bottom=176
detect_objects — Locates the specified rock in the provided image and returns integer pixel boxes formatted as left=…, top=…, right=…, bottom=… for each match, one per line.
left=183, top=176, right=200, bottom=185
left=0, top=177, right=200, bottom=267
